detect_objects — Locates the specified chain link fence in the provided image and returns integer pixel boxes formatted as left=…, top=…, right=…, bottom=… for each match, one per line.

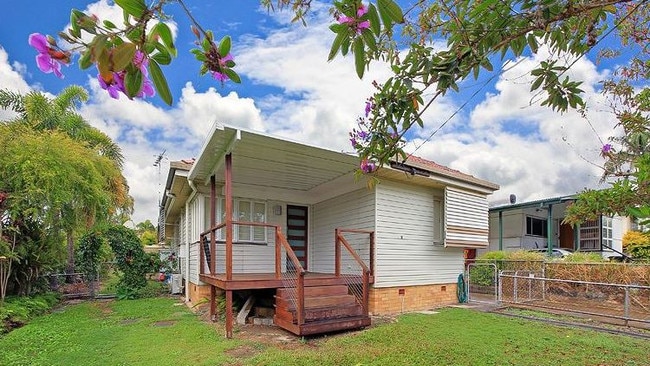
left=498, top=273, right=650, bottom=326
left=42, top=262, right=118, bottom=299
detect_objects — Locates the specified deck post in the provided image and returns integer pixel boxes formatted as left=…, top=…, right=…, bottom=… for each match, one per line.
left=225, top=153, right=233, bottom=281
left=335, top=228, right=341, bottom=277
left=369, top=231, right=375, bottom=276
left=275, top=227, right=281, bottom=279
left=210, top=286, right=216, bottom=321
left=210, top=175, right=216, bottom=274
left=225, top=290, right=233, bottom=338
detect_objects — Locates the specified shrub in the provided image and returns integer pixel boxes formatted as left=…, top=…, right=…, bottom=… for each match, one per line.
left=622, top=231, right=650, bottom=261
left=563, top=252, right=606, bottom=263
left=0, top=292, right=60, bottom=334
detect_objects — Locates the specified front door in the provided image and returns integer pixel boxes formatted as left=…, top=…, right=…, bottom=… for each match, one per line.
left=286, top=205, right=308, bottom=270
left=559, top=222, right=574, bottom=250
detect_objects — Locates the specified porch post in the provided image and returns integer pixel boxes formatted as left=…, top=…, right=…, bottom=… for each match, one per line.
left=546, top=204, right=553, bottom=256
left=335, top=228, right=341, bottom=277
left=574, top=223, right=580, bottom=251
left=209, top=175, right=216, bottom=321
left=225, top=153, right=233, bottom=281
left=225, top=290, right=233, bottom=338
left=498, top=211, right=503, bottom=251
left=224, top=153, right=234, bottom=339
left=210, top=175, right=216, bottom=273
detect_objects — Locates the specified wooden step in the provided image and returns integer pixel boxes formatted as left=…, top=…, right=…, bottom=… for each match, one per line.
left=274, top=315, right=371, bottom=336
left=276, top=284, right=349, bottom=298
left=275, top=302, right=364, bottom=323
left=275, top=294, right=357, bottom=310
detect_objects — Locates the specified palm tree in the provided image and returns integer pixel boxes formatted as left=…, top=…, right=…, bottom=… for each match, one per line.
left=0, top=86, right=132, bottom=275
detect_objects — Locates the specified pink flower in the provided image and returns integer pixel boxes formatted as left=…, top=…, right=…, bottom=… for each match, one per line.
left=337, top=3, right=371, bottom=34
left=28, top=33, right=68, bottom=78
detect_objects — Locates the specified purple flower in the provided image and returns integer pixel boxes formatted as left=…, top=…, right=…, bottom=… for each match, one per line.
left=212, top=53, right=234, bottom=82
left=360, top=158, right=376, bottom=173
left=137, top=77, right=155, bottom=98
left=98, top=72, right=125, bottom=99
left=602, top=143, right=612, bottom=154
left=350, top=137, right=358, bottom=148
left=133, top=50, right=149, bottom=74
left=358, top=130, right=368, bottom=140
left=365, top=101, right=373, bottom=117
left=29, top=33, right=68, bottom=78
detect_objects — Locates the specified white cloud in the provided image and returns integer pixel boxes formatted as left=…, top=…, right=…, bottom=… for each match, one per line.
left=0, top=48, right=31, bottom=120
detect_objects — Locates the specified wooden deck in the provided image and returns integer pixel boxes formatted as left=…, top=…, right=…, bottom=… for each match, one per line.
left=199, top=272, right=374, bottom=291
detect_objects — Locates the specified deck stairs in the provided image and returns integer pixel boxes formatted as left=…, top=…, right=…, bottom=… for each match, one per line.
left=273, top=284, right=371, bottom=336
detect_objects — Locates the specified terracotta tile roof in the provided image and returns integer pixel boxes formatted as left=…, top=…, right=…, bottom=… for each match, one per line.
left=397, top=155, right=499, bottom=191
left=170, top=159, right=194, bottom=171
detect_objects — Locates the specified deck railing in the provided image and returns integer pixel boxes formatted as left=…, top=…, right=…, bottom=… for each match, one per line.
left=199, top=221, right=306, bottom=324
left=335, top=228, right=373, bottom=315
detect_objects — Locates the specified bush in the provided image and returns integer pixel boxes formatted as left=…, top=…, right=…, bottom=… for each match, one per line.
left=563, top=252, right=606, bottom=263
left=622, top=231, right=650, bottom=261
left=0, top=292, right=60, bottom=334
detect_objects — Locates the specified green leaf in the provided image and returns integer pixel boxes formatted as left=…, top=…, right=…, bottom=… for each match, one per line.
left=218, top=36, right=231, bottom=57
left=367, top=3, right=381, bottom=36
left=531, top=76, right=544, bottom=91
left=224, top=69, right=241, bottom=84
left=79, top=50, right=93, bottom=70
left=377, top=0, right=404, bottom=24
left=361, top=29, right=377, bottom=53
left=328, top=31, right=346, bottom=61
left=111, top=42, right=136, bottom=72
left=353, top=37, right=365, bottom=79
left=148, top=60, right=172, bottom=106
left=103, top=20, right=117, bottom=29
left=115, top=0, right=147, bottom=19
left=152, top=44, right=172, bottom=65
left=153, top=22, right=176, bottom=57
left=124, top=69, right=143, bottom=98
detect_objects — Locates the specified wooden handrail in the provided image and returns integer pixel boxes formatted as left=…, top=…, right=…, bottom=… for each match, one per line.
left=337, top=234, right=370, bottom=274
left=276, top=229, right=306, bottom=325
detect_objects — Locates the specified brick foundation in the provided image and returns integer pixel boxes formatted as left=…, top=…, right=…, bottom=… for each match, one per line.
left=369, top=283, right=458, bottom=315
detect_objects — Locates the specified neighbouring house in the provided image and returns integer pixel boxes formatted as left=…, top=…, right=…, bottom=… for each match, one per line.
left=161, top=124, right=499, bottom=337
left=486, top=195, right=633, bottom=259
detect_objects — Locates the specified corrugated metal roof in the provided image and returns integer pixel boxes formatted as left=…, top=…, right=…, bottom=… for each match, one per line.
left=489, top=194, right=576, bottom=211
left=400, top=155, right=500, bottom=191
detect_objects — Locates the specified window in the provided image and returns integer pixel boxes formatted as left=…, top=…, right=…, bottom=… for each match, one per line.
left=579, top=219, right=600, bottom=250
left=526, top=216, right=547, bottom=237
left=602, top=216, right=613, bottom=248
left=212, top=197, right=267, bottom=243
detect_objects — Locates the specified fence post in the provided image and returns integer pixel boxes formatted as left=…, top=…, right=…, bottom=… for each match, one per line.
left=514, top=272, right=518, bottom=303
left=624, top=286, right=630, bottom=327
left=492, top=263, right=498, bottom=303
left=497, top=270, right=502, bottom=302
left=542, top=262, right=546, bottom=301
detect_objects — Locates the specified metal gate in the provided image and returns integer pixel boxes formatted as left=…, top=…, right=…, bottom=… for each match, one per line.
left=466, top=262, right=498, bottom=303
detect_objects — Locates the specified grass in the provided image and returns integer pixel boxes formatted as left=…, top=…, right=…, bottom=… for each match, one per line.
left=1, top=298, right=649, bottom=366
left=0, top=297, right=242, bottom=366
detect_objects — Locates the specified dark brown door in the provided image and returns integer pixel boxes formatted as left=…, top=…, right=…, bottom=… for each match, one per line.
left=286, top=205, right=308, bottom=270
left=559, top=222, right=574, bottom=249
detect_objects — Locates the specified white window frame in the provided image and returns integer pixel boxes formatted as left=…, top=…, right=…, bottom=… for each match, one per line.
left=212, top=196, right=268, bottom=243
left=602, top=216, right=613, bottom=248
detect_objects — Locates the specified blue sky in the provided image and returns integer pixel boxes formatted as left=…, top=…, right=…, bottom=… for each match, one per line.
left=0, top=0, right=625, bottom=223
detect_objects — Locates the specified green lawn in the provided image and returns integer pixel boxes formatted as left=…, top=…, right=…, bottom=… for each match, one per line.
left=1, top=298, right=648, bottom=366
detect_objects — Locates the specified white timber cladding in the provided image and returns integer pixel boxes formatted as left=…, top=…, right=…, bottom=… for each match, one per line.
left=444, top=187, right=489, bottom=249
left=201, top=195, right=285, bottom=274
left=187, top=195, right=205, bottom=284
left=375, top=180, right=463, bottom=287
left=311, top=188, right=375, bottom=273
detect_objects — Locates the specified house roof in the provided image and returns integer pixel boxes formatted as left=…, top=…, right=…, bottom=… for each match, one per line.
left=399, top=155, right=500, bottom=191
left=164, top=124, right=498, bottom=215
left=489, top=194, right=576, bottom=212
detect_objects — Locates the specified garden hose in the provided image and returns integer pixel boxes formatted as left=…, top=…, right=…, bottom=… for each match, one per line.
left=457, top=273, right=467, bottom=303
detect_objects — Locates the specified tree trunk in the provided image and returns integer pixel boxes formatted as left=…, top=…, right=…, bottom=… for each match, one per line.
left=66, top=230, right=75, bottom=278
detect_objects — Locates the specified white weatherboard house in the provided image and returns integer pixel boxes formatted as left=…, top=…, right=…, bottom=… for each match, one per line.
left=487, top=195, right=631, bottom=259
left=162, top=124, right=499, bottom=337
